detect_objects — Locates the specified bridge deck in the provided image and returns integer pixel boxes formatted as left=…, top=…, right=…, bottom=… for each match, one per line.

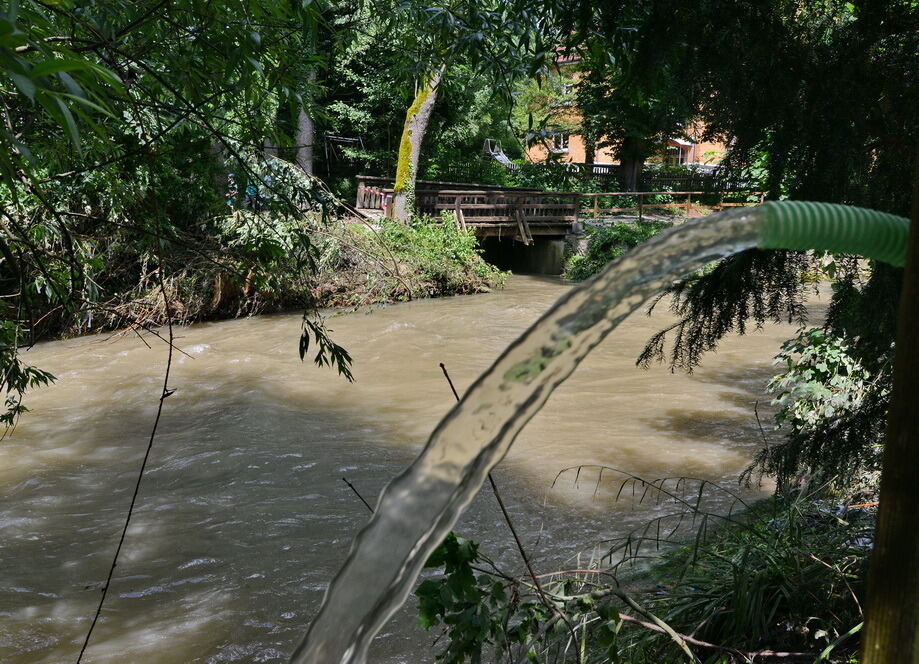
left=354, top=176, right=763, bottom=244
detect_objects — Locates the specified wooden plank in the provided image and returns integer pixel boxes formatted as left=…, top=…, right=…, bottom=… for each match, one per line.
left=592, top=208, right=637, bottom=215
left=432, top=203, right=577, bottom=210
left=515, top=206, right=534, bottom=244
left=581, top=191, right=706, bottom=197
left=454, top=199, right=467, bottom=231
left=462, top=215, right=577, bottom=224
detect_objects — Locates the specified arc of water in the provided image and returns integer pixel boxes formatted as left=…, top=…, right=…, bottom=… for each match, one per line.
left=292, top=202, right=909, bottom=664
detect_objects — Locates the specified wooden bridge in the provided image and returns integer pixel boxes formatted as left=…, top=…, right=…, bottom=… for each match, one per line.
left=356, top=177, right=577, bottom=245
left=355, top=175, right=762, bottom=245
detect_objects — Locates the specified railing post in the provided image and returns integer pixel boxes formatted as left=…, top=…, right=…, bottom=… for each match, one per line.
left=384, top=193, right=394, bottom=219
left=638, top=193, right=644, bottom=222
left=685, top=192, right=692, bottom=217
left=593, top=195, right=599, bottom=218
left=454, top=197, right=467, bottom=231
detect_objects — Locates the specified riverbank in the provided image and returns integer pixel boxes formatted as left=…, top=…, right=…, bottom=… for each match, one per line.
left=309, top=215, right=507, bottom=308
left=65, top=213, right=506, bottom=338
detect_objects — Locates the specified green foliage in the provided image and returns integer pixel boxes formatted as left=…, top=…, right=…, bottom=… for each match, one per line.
left=768, top=328, right=872, bottom=435
left=0, top=325, right=55, bottom=430
left=635, top=494, right=869, bottom=660
left=0, top=1, right=123, bottom=181
left=752, top=324, right=889, bottom=493
left=564, top=221, right=671, bottom=281
left=0, top=0, right=352, bottom=426
left=376, top=214, right=507, bottom=296
left=417, top=533, right=515, bottom=663
left=575, top=44, right=691, bottom=173
left=512, top=69, right=580, bottom=142
left=309, top=213, right=505, bottom=308
left=638, top=250, right=819, bottom=372
left=300, top=316, right=354, bottom=382
left=417, top=481, right=870, bottom=664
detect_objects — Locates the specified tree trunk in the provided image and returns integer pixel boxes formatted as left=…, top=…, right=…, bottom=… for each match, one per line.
left=584, top=128, right=596, bottom=166
left=620, top=157, right=643, bottom=191
left=295, top=69, right=317, bottom=175
left=861, top=145, right=919, bottom=664
left=296, top=108, right=315, bottom=176
left=618, top=136, right=646, bottom=192
left=391, top=68, right=443, bottom=221
left=210, top=139, right=227, bottom=191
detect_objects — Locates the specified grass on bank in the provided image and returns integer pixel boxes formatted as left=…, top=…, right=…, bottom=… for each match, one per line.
left=312, top=212, right=507, bottom=308
left=417, top=483, right=871, bottom=664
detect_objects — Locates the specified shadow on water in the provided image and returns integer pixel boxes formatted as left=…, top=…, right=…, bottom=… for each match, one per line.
left=0, top=363, right=614, bottom=664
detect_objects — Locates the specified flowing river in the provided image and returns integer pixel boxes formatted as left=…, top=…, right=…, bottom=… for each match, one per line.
left=1, top=276, right=817, bottom=663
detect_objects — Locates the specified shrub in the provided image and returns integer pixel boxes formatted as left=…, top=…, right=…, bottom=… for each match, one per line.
left=564, top=221, right=671, bottom=280
left=751, top=327, right=886, bottom=493
left=312, top=213, right=507, bottom=306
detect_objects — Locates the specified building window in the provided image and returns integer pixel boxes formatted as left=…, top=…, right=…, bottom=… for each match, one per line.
left=550, top=132, right=570, bottom=153
left=666, top=145, right=687, bottom=165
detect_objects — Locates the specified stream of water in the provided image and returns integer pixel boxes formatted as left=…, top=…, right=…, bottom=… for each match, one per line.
left=1, top=274, right=817, bottom=663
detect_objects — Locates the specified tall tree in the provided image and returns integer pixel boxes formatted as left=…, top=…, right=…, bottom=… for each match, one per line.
left=392, top=68, right=443, bottom=219
left=576, top=65, right=690, bottom=189
left=861, top=148, right=919, bottom=664
left=375, top=0, right=553, bottom=219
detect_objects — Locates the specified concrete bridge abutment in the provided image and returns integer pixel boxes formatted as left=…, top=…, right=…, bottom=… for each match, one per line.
left=480, top=236, right=569, bottom=275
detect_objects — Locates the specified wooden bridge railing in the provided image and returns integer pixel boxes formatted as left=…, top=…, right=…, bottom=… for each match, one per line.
left=580, top=191, right=765, bottom=221
left=355, top=175, right=540, bottom=211
left=355, top=176, right=765, bottom=244
left=400, top=189, right=580, bottom=243
left=421, top=190, right=579, bottom=221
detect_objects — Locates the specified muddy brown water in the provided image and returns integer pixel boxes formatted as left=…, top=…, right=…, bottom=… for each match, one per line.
left=0, top=276, right=819, bottom=663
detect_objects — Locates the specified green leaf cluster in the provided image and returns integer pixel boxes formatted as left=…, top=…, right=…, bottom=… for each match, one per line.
left=563, top=221, right=671, bottom=281
left=417, top=532, right=550, bottom=664
left=768, top=327, right=873, bottom=435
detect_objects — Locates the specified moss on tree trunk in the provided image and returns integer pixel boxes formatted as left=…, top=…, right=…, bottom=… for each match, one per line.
left=392, top=69, right=443, bottom=221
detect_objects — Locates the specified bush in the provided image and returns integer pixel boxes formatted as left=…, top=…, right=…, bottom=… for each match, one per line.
left=312, top=213, right=507, bottom=306
left=751, top=327, right=886, bottom=493
left=564, top=221, right=672, bottom=280
left=636, top=494, right=869, bottom=660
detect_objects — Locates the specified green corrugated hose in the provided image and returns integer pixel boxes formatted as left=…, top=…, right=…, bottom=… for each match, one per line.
left=758, top=201, right=910, bottom=266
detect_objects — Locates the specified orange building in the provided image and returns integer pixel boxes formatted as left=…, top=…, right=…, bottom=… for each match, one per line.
left=522, top=56, right=728, bottom=168
left=525, top=119, right=727, bottom=167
